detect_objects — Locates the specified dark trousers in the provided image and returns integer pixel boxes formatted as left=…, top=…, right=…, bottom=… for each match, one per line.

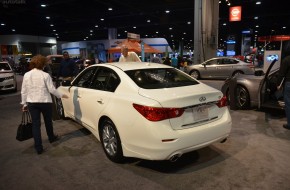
left=284, top=82, right=290, bottom=127
left=28, top=103, right=54, bottom=151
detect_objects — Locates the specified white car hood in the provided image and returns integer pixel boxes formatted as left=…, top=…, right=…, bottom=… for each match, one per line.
left=138, top=83, right=223, bottom=108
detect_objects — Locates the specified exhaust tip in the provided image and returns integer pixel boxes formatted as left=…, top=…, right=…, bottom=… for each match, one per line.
left=169, top=154, right=181, bottom=162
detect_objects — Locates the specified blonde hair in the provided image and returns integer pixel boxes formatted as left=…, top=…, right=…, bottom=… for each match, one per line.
left=29, top=55, right=47, bottom=70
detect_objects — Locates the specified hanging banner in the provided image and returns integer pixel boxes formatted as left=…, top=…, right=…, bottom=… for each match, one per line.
left=229, top=6, right=242, bottom=22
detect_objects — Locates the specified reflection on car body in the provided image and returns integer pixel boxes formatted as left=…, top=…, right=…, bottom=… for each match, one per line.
left=221, top=59, right=284, bottom=111
left=57, top=62, right=232, bottom=163
left=184, top=57, right=256, bottom=80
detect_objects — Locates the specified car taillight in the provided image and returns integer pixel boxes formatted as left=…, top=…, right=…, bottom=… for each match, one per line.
left=216, top=96, right=228, bottom=108
left=133, top=103, right=184, bottom=121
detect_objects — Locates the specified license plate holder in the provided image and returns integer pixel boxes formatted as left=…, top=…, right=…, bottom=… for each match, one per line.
left=193, top=105, right=209, bottom=121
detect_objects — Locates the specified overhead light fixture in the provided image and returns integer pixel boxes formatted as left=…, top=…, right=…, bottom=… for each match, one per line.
left=1, top=23, right=5, bottom=26
left=46, top=16, right=50, bottom=19
left=147, top=20, right=150, bottom=23
left=100, top=18, right=104, bottom=21
left=165, top=10, right=170, bottom=13
left=95, top=25, right=98, bottom=27
left=256, top=1, right=261, bottom=5
left=108, top=7, right=113, bottom=11
left=12, top=29, right=15, bottom=32
left=41, top=4, right=46, bottom=7
left=50, top=24, right=54, bottom=27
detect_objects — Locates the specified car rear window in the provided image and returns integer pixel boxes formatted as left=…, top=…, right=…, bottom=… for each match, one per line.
left=0, top=63, right=11, bottom=71
left=125, top=68, right=199, bottom=89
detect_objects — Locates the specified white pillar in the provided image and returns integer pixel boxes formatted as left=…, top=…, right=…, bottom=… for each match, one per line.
left=194, top=0, right=219, bottom=64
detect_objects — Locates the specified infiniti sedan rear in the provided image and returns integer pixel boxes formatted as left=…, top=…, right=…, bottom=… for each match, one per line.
left=57, top=62, right=232, bottom=163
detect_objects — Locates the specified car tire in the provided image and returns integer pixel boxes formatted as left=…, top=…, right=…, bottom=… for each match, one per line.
left=236, top=85, right=250, bottom=109
left=56, top=98, right=65, bottom=119
left=100, top=119, right=124, bottom=163
left=190, top=70, right=200, bottom=79
left=225, top=89, right=231, bottom=105
left=232, top=71, right=244, bottom=77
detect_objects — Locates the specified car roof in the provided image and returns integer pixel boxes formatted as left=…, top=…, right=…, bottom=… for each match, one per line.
left=94, top=62, right=172, bottom=71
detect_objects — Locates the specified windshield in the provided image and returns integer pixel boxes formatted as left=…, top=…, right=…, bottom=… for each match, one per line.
left=125, top=68, right=199, bottom=89
left=0, top=63, right=12, bottom=71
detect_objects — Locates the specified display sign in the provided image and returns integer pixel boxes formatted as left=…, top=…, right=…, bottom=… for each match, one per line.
left=229, top=6, right=242, bottom=22
left=127, top=32, right=140, bottom=40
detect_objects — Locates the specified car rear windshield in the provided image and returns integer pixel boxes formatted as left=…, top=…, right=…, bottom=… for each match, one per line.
left=125, top=68, right=199, bottom=89
left=0, top=63, right=11, bottom=71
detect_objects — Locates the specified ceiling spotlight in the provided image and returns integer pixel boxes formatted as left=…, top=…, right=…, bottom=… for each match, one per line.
left=46, top=16, right=50, bottom=19
left=108, top=7, right=113, bottom=11
left=90, top=30, right=93, bottom=32
left=1, top=23, right=5, bottom=26
left=169, top=27, right=172, bottom=30
left=41, top=4, right=46, bottom=7
left=95, top=25, right=98, bottom=27
left=187, top=21, right=191, bottom=24
left=165, top=10, right=170, bottom=13
left=12, top=29, right=15, bottom=32
left=133, top=26, right=136, bottom=29
left=100, top=18, right=104, bottom=21
left=256, top=1, right=261, bottom=5
left=147, top=20, right=150, bottom=23
left=254, top=16, right=258, bottom=19
left=50, top=24, right=54, bottom=27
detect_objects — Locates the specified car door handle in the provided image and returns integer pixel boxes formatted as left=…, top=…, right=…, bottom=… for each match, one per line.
left=97, top=99, right=104, bottom=104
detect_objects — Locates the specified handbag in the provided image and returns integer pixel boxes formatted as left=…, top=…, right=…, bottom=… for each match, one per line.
left=16, top=111, right=33, bottom=141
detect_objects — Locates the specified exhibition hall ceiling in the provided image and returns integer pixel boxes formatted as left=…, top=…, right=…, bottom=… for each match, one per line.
left=0, top=0, right=289, bottom=49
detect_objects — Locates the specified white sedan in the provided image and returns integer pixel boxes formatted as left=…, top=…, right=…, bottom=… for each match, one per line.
left=0, top=61, right=17, bottom=92
left=57, top=62, right=232, bottom=163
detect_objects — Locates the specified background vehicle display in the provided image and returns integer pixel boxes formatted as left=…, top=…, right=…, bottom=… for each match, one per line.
left=57, top=62, right=232, bottom=163
left=184, top=57, right=256, bottom=80
left=221, top=60, right=284, bottom=111
left=0, top=61, right=17, bottom=92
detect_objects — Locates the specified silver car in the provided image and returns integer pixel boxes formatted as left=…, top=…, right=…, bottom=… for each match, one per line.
left=221, top=59, right=284, bottom=111
left=0, top=61, right=17, bottom=92
left=184, top=57, right=256, bottom=79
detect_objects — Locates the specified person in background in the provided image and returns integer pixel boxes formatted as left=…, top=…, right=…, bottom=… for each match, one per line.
left=151, top=54, right=162, bottom=63
left=21, top=55, right=69, bottom=154
left=277, top=55, right=290, bottom=130
left=163, top=56, right=171, bottom=66
left=58, top=51, right=78, bottom=81
left=171, top=54, right=178, bottom=68
left=119, top=45, right=141, bottom=62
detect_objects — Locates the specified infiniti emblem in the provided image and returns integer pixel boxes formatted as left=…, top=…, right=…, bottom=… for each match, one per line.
left=199, top=96, right=206, bottom=102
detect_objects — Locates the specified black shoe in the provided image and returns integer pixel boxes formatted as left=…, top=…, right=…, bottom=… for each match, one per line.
left=36, top=148, right=44, bottom=155
left=283, top=124, right=290, bottom=130
left=49, top=135, right=60, bottom=143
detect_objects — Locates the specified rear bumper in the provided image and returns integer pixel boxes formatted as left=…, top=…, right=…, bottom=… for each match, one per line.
left=122, top=109, right=232, bottom=160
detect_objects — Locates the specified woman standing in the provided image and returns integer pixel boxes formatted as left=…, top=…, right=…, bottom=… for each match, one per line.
left=21, top=55, right=68, bottom=154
